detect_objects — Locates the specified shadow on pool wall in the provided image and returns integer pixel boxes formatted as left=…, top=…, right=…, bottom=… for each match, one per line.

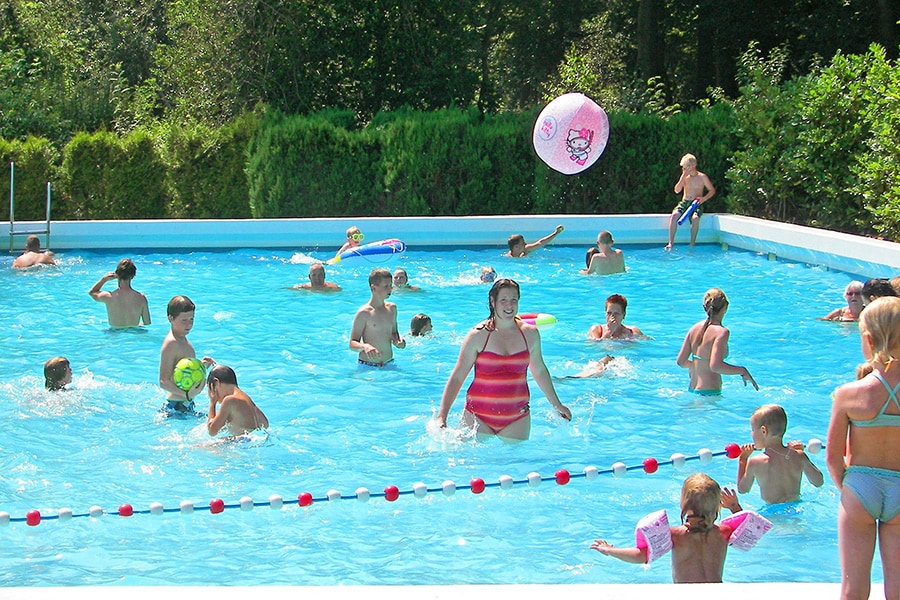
left=6, top=214, right=900, bottom=278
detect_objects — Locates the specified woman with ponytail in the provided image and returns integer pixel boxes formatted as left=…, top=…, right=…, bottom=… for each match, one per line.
left=676, top=288, right=758, bottom=395
left=827, top=296, right=900, bottom=600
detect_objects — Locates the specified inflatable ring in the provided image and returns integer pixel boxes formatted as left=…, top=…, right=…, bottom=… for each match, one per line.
left=518, top=313, right=557, bottom=329
left=334, top=238, right=406, bottom=263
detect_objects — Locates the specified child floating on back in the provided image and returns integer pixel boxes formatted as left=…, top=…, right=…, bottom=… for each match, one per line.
left=737, top=404, right=824, bottom=504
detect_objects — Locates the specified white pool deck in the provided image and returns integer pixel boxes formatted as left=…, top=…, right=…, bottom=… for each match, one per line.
left=0, top=582, right=886, bottom=599
left=3, top=213, right=896, bottom=598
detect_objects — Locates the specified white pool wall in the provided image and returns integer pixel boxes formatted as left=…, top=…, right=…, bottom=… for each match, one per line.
left=7, top=213, right=900, bottom=278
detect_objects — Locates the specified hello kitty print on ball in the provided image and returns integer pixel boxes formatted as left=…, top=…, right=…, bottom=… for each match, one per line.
left=533, top=92, right=609, bottom=175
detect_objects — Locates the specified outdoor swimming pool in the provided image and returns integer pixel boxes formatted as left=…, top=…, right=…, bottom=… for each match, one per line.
left=0, top=241, right=875, bottom=586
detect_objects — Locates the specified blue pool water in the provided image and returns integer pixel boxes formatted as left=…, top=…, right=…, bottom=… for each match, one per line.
left=0, top=243, right=871, bottom=586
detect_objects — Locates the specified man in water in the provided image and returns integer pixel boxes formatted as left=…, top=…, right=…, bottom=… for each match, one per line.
left=504, top=225, right=564, bottom=257
left=12, top=235, right=56, bottom=268
left=582, top=230, right=625, bottom=275
left=295, top=263, right=341, bottom=291
left=88, top=258, right=151, bottom=327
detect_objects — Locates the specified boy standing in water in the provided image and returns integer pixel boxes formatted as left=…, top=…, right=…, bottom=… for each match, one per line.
left=350, top=268, right=405, bottom=367
left=737, top=404, right=824, bottom=503
left=158, top=295, right=214, bottom=412
left=666, top=153, right=715, bottom=250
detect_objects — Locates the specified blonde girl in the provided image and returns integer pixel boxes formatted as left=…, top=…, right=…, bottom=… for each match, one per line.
left=827, top=296, right=900, bottom=600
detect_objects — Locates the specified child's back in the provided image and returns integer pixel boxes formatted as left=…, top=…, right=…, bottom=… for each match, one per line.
left=670, top=522, right=731, bottom=583
left=739, top=404, right=824, bottom=503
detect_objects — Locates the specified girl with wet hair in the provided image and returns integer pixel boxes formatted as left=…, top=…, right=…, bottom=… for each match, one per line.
left=435, top=278, right=571, bottom=441
left=676, top=288, right=758, bottom=394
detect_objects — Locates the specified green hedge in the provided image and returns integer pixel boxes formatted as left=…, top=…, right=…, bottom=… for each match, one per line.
left=246, top=105, right=737, bottom=218
left=0, top=137, right=59, bottom=222
left=60, top=130, right=168, bottom=219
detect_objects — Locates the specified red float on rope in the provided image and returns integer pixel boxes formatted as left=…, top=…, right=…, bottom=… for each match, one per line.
left=643, top=458, right=659, bottom=474
left=470, top=478, right=485, bottom=494
left=210, top=499, right=225, bottom=514
left=26, top=510, right=41, bottom=526
left=118, top=504, right=133, bottom=517
left=725, top=443, right=741, bottom=459
left=555, top=469, right=570, bottom=485
left=384, top=485, right=400, bottom=502
left=298, top=492, right=314, bottom=507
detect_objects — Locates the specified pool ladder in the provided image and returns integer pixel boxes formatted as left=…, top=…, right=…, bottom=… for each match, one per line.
left=7, top=161, right=52, bottom=252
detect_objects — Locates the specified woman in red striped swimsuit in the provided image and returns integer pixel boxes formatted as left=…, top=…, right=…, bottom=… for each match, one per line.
left=436, top=279, right=571, bottom=441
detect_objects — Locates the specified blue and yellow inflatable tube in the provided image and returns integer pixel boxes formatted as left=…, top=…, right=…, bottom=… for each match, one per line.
left=334, top=238, right=406, bottom=263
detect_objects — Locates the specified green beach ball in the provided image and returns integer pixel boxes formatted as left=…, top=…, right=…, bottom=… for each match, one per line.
left=173, top=358, right=205, bottom=391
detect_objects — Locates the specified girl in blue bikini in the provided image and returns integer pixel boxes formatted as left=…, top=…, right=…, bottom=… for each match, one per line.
left=676, top=288, right=758, bottom=395
left=827, top=296, right=900, bottom=600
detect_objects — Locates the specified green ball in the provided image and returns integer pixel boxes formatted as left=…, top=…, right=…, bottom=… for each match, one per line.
left=173, top=358, right=205, bottom=392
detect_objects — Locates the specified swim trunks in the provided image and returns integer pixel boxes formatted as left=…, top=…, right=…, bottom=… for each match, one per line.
left=842, top=465, right=900, bottom=521
left=163, top=399, right=201, bottom=417
left=464, top=329, right=531, bottom=433
left=358, top=358, right=396, bottom=369
left=676, top=198, right=703, bottom=219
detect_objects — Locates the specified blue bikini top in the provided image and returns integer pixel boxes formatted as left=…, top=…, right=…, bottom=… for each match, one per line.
left=851, top=371, right=900, bottom=428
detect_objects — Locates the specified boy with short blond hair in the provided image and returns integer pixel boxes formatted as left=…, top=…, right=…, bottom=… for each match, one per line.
left=737, top=404, right=824, bottom=504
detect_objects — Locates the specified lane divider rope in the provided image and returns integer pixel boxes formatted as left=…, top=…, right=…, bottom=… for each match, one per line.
left=0, top=439, right=824, bottom=527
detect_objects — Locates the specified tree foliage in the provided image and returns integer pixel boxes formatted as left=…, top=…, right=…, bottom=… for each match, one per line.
left=1, top=0, right=894, bottom=139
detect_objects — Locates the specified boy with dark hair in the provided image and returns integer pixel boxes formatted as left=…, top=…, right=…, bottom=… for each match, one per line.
left=350, top=268, right=405, bottom=367
left=88, top=258, right=151, bottom=328
left=158, top=295, right=214, bottom=412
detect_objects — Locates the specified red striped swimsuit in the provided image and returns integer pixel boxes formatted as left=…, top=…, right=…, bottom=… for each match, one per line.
left=464, top=329, right=530, bottom=433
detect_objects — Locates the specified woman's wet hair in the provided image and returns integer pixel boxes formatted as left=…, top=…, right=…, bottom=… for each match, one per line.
left=482, top=278, right=520, bottom=329
left=702, top=288, right=728, bottom=316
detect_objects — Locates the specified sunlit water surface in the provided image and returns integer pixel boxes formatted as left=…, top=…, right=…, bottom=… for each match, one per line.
left=0, top=244, right=871, bottom=585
